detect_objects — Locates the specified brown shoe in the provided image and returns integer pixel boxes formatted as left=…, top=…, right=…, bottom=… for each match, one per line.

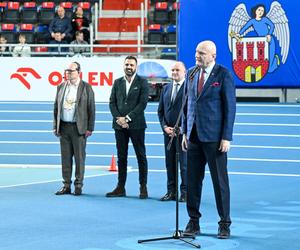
left=139, top=184, right=148, bottom=199
left=73, top=187, right=82, bottom=196
left=106, top=186, right=126, bottom=197
left=217, top=222, right=230, bottom=239
left=183, top=219, right=201, bottom=236
left=55, top=187, right=71, bottom=195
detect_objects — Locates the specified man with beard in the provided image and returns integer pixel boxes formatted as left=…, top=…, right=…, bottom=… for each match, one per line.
left=106, top=56, right=149, bottom=199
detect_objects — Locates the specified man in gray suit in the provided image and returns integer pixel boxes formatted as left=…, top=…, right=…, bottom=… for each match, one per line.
left=53, top=61, right=95, bottom=196
left=106, top=56, right=149, bottom=199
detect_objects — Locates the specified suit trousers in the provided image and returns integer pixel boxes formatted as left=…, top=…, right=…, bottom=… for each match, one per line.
left=114, top=128, right=148, bottom=187
left=59, top=121, right=86, bottom=188
left=186, top=126, right=231, bottom=223
left=164, top=134, right=187, bottom=194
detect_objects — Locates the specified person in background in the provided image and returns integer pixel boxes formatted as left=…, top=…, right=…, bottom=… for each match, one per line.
left=106, top=56, right=149, bottom=199
left=71, top=6, right=90, bottom=43
left=0, top=35, right=11, bottom=57
left=12, top=34, right=31, bottom=57
left=48, top=32, right=69, bottom=55
left=157, top=61, right=187, bottom=202
left=53, top=62, right=95, bottom=196
left=48, top=6, right=73, bottom=43
left=70, top=31, right=90, bottom=56
left=181, top=40, right=236, bottom=239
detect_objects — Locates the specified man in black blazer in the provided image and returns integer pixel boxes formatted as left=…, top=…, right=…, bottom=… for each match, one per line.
left=182, top=41, right=236, bottom=239
left=106, top=56, right=149, bottom=199
left=157, top=61, right=187, bottom=202
left=53, top=62, right=95, bottom=196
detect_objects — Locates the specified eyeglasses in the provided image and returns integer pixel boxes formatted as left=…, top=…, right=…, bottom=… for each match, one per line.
left=65, top=69, right=77, bottom=73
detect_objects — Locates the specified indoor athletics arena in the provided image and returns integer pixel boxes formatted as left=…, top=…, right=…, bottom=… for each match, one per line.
left=0, top=0, right=299, bottom=250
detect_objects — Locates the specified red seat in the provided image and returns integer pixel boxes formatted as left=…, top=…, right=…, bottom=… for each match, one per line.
left=60, top=2, right=73, bottom=19
left=38, top=2, right=55, bottom=25
left=154, top=2, right=169, bottom=24
left=78, top=2, right=91, bottom=10
left=2, top=1, right=20, bottom=23
left=1, top=23, right=15, bottom=31
left=21, top=2, right=37, bottom=24
left=20, top=23, right=34, bottom=31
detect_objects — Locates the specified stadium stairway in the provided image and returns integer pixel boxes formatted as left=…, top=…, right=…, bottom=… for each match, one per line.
left=94, top=0, right=148, bottom=53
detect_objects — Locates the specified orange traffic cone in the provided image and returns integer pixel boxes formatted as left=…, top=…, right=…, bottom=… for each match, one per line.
left=109, top=154, right=117, bottom=171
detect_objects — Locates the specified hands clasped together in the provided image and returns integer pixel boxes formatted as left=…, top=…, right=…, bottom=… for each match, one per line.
left=116, top=117, right=129, bottom=129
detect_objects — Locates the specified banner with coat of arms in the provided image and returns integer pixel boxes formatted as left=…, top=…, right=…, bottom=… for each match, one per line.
left=178, top=0, right=299, bottom=88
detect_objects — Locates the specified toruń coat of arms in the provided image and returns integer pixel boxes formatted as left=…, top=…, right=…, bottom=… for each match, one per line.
left=228, top=1, right=290, bottom=83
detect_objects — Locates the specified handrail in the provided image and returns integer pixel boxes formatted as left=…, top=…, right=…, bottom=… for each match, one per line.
left=0, top=43, right=176, bottom=58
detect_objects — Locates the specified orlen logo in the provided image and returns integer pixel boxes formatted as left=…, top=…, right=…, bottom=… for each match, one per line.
left=10, top=68, right=42, bottom=90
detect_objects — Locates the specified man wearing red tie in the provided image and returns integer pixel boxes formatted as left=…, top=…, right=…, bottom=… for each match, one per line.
left=182, top=40, right=236, bottom=239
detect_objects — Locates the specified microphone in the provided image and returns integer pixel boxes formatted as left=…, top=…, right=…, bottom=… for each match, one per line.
left=189, top=65, right=200, bottom=81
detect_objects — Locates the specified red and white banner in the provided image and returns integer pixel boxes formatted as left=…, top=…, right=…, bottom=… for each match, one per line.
left=0, top=57, right=175, bottom=101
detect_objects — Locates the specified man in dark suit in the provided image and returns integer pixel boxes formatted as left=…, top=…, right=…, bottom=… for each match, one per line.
left=158, top=61, right=187, bottom=202
left=106, top=56, right=149, bottom=199
left=182, top=41, right=236, bottom=239
left=53, top=62, right=95, bottom=196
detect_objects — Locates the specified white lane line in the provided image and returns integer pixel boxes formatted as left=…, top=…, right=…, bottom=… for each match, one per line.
left=1, top=102, right=300, bottom=107
left=0, top=153, right=299, bottom=163
left=1, top=169, right=299, bottom=189
left=0, top=172, right=118, bottom=189
left=1, top=141, right=300, bottom=150
left=1, top=120, right=300, bottom=127
left=135, top=169, right=300, bottom=177
left=235, top=123, right=300, bottom=126
left=0, top=130, right=163, bottom=134
left=234, top=133, right=300, bottom=138
left=2, top=110, right=300, bottom=116
left=237, top=113, right=300, bottom=116
left=0, top=130, right=300, bottom=138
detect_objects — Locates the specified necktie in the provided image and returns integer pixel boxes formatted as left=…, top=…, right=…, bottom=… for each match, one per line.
left=198, top=69, right=205, bottom=96
left=171, top=83, right=179, bottom=103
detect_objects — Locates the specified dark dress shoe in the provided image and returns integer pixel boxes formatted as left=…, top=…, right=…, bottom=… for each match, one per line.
left=160, top=192, right=175, bottom=201
left=183, top=219, right=200, bottom=236
left=179, top=193, right=186, bottom=202
left=55, top=187, right=71, bottom=195
left=74, top=187, right=82, bottom=196
left=139, top=184, right=148, bottom=199
left=106, top=186, right=126, bottom=197
left=217, top=223, right=230, bottom=239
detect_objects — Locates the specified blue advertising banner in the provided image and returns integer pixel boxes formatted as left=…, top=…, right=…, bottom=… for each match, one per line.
left=178, top=0, right=300, bottom=88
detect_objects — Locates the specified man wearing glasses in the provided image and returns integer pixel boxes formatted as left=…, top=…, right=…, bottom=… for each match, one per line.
left=53, top=62, right=95, bottom=196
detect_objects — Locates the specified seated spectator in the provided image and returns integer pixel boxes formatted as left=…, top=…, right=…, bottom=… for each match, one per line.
left=70, top=31, right=90, bottom=56
left=71, top=6, right=90, bottom=43
left=0, top=36, right=11, bottom=57
left=12, top=34, right=31, bottom=57
left=49, top=32, right=69, bottom=56
left=48, top=6, right=72, bottom=43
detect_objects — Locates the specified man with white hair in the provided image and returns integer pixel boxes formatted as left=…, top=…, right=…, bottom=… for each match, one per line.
left=182, top=40, right=236, bottom=239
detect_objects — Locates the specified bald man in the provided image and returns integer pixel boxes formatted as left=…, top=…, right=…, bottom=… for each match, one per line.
left=181, top=41, right=236, bottom=239
left=158, top=61, right=187, bottom=202
left=49, top=6, right=72, bottom=43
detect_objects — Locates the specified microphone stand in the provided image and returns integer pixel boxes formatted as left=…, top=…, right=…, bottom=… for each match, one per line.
left=138, top=66, right=200, bottom=248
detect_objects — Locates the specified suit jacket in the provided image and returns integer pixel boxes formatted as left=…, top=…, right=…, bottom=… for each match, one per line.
left=109, top=74, right=149, bottom=130
left=182, top=63, right=236, bottom=142
left=53, top=80, right=95, bottom=135
left=158, top=81, right=184, bottom=132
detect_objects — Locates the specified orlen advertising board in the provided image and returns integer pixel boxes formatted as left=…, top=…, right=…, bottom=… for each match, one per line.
left=0, top=57, right=175, bottom=101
